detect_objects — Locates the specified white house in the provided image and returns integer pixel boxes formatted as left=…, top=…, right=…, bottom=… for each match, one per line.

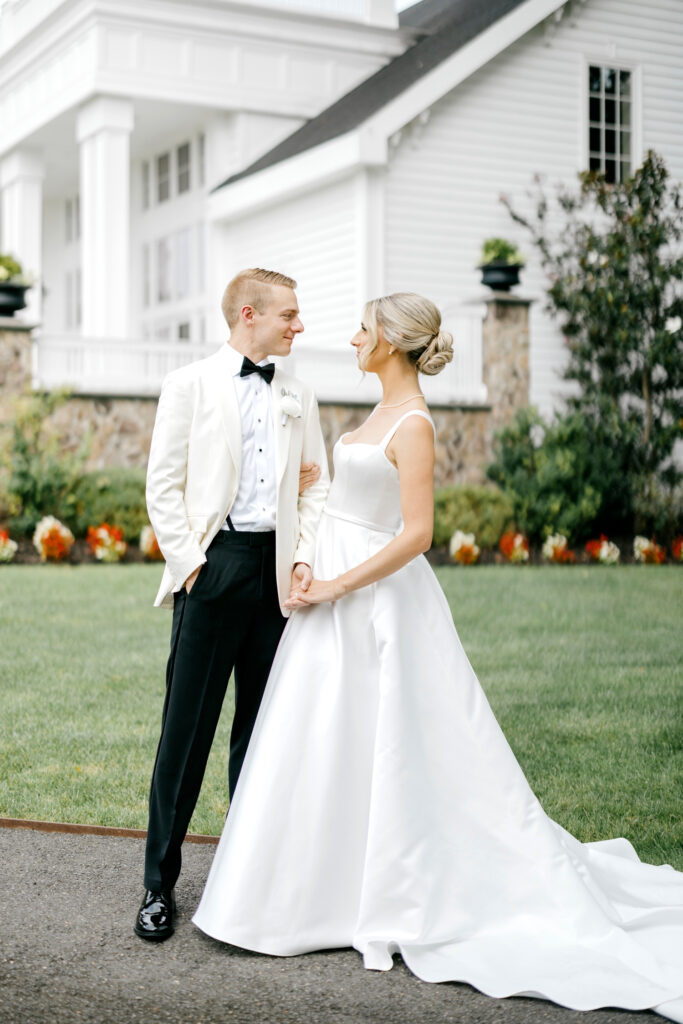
left=1, top=0, right=681, bottom=420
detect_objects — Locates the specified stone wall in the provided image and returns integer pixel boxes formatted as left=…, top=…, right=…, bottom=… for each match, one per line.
left=0, top=294, right=531, bottom=486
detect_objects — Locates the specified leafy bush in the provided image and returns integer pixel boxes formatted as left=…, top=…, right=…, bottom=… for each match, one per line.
left=486, top=407, right=635, bottom=544
left=503, top=152, right=683, bottom=533
left=66, top=468, right=148, bottom=540
left=1, top=391, right=86, bottom=536
left=433, top=484, right=514, bottom=549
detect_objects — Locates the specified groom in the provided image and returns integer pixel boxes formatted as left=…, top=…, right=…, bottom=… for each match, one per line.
left=135, top=268, right=329, bottom=941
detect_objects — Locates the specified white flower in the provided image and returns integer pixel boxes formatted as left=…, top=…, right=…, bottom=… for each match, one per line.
left=280, top=391, right=302, bottom=426
left=665, top=316, right=681, bottom=334
left=449, top=530, right=480, bottom=564
left=512, top=534, right=529, bottom=562
left=542, top=533, right=568, bottom=560
left=0, top=266, right=9, bottom=282
left=600, top=540, right=620, bottom=565
left=633, top=536, right=649, bottom=562
left=32, top=515, right=75, bottom=561
left=0, top=532, right=18, bottom=563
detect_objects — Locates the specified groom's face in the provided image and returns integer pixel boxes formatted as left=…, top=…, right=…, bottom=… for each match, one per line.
left=252, top=286, right=304, bottom=357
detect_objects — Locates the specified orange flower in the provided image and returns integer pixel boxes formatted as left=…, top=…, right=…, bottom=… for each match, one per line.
left=499, top=531, right=529, bottom=563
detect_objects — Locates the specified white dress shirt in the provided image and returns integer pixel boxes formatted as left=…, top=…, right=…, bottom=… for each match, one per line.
left=220, top=344, right=277, bottom=532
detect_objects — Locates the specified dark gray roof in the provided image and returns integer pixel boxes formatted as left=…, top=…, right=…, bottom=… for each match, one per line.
left=213, top=0, right=529, bottom=192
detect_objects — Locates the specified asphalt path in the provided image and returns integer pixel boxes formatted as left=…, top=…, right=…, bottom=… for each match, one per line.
left=0, top=827, right=658, bottom=1024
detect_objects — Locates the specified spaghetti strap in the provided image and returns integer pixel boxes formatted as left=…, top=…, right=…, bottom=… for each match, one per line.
left=379, top=410, right=435, bottom=451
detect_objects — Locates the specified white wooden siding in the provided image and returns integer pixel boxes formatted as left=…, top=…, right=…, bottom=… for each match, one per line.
left=384, top=0, right=683, bottom=417
left=220, top=176, right=359, bottom=353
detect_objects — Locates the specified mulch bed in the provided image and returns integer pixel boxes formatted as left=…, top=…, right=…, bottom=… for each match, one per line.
left=8, top=537, right=153, bottom=565
left=5, top=538, right=677, bottom=567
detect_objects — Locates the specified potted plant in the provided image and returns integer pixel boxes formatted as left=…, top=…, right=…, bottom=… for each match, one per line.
left=0, top=253, right=32, bottom=316
left=478, top=238, right=525, bottom=291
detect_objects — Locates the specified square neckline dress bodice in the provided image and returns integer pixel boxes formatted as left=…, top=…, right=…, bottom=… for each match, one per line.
left=193, top=411, right=683, bottom=1023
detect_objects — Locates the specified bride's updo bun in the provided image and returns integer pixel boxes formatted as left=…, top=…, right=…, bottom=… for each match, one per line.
left=362, top=293, right=454, bottom=375
left=415, top=330, right=454, bottom=376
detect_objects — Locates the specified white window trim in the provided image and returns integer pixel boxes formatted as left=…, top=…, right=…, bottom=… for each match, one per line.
left=578, top=56, right=642, bottom=177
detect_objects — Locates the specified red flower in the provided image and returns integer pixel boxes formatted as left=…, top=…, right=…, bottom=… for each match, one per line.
left=673, top=536, right=683, bottom=562
left=42, top=528, right=69, bottom=561
left=499, top=531, right=529, bottom=562
left=585, top=535, right=608, bottom=561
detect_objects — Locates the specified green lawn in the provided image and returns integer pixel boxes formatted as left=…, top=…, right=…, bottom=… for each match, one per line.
left=0, top=564, right=681, bottom=867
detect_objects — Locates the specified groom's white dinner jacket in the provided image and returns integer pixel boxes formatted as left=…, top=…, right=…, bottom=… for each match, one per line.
left=146, top=342, right=330, bottom=615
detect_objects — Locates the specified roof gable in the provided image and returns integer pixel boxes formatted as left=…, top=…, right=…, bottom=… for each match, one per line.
left=214, top=0, right=530, bottom=191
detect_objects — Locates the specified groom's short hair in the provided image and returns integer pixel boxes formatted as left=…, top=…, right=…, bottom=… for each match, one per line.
left=222, top=268, right=297, bottom=328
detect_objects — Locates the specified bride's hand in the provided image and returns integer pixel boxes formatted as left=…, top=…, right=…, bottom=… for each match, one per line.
left=284, top=577, right=343, bottom=609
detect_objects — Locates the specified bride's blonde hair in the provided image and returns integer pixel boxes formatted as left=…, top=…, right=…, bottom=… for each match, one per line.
left=360, top=293, right=453, bottom=375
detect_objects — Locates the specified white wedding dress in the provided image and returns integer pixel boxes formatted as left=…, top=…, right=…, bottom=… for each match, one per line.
left=193, top=411, right=683, bottom=1021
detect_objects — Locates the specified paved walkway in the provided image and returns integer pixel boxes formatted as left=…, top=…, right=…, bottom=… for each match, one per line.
left=1, top=827, right=658, bottom=1024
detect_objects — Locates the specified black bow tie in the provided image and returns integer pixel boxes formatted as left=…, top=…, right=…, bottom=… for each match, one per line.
left=240, top=356, right=275, bottom=385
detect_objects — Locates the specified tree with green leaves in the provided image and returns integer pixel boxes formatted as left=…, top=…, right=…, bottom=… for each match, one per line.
left=502, top=151, right=683, bottom=536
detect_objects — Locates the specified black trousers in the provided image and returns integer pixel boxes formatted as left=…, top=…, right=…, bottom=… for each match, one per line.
left=143, top=530, right=286, bottom=892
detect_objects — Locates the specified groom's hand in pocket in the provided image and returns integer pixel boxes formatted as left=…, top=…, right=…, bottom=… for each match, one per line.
left=184, top=565, right=203, bottom=594
left=289, top=562, right=312, bottom=600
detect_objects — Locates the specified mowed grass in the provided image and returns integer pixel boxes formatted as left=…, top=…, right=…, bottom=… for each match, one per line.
left=0, top=564, right=681, bottom=867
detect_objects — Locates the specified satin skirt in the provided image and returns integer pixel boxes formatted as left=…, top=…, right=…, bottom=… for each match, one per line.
left=193, top=510, right=683, bottom=1021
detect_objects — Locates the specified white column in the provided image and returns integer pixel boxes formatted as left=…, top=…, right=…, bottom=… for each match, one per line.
left=0, top=150, right=45, bottom=323
left=77, top=97, right=134, bottom=337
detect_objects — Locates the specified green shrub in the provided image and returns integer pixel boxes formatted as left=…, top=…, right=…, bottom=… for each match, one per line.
left=433, top=484, right=514, bottom=549
left=66, top=467, right=148, bottom=540
left=486, top=407, right=634, bottom=544
left=1, top=391, right=86, bottom=536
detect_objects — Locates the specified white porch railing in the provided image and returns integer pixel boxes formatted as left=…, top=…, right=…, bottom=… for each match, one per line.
left=32, top=305, right=488, bottom=406
left=32, top=334, right=219, bottom=397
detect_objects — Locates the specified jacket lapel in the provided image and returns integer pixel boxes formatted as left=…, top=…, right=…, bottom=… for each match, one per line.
left=272, top=369, right=292, bottom=485
left=212, top=345, right=241, bottom=477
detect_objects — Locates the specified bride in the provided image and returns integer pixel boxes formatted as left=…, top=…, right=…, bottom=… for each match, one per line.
left=193, top=293, right=683, bottom=1021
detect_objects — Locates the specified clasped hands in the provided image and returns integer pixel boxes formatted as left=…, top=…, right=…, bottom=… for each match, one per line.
left=286, top=563, right=344, bottom=610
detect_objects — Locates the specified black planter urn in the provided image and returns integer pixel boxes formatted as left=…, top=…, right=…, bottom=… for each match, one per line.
left=0, top=282, right=29, bottom=316
left=479, top=261, right=522, bottom=292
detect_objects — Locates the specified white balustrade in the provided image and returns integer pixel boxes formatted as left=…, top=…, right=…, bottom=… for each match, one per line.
left=32, top=304, right=488, bottom=406
left=32, top=334, right=220, bottom=397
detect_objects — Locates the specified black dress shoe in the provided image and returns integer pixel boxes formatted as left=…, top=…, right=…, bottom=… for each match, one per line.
left=134, top=889, right=176, bottom=941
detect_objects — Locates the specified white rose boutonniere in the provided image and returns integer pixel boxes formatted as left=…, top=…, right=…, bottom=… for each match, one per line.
left=280, top=388, right=302, bottom=427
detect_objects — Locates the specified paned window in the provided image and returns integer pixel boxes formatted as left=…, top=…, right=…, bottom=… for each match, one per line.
left=175, top=229, right=191, bottom=299
left=197, top=222, right=205, bottom=293
left=65, top=197, right=80, bottom=242
left=142, top=244, right=151, bottom=308
left=198, top=133, right=205, bottom=187
left=142, top=161, right=150, bottom=209
left=178, top=321, right=191, bottom=341
left=74, top=267, right=82, bottom=327
left=156, top=153, right=171, bottom=203
left=156, top=238, right=172, bottom=303
left=177, top=143, right=191, bottom=194
left=65, top=270, right=73, bottom=328
left=588, top=65, right=631, bottom=184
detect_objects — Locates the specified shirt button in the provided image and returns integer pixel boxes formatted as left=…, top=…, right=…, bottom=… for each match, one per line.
left=260, top=478, right=264, bottom=483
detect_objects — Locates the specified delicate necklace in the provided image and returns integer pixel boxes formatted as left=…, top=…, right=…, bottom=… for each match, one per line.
left=377, top=393, right=424, bottom=409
